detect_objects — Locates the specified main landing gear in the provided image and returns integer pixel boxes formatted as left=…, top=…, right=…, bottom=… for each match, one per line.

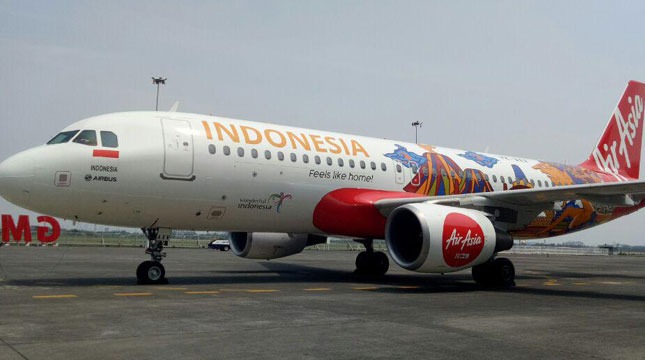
left=354, top=239, right=389, bottom=276
left=137, top=228, right=168, bottom=285
left=472, top=257, right=515, bottom=288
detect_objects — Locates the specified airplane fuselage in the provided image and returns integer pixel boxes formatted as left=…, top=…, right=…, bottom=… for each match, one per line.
left=1, top=111, right=635, bottom=239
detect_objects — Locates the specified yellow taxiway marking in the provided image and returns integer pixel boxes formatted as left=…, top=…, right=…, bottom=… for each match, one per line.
left=573, top=282, right=589, bottom=285
left=245, top=289, right=279, bottom=293
left=543, top=280, right=560, bottom=286
left=599, top=281, right=622, bottom=285
left=185, top=291, right=220, bottom=295
left=354, top=287, right=379, bottom=291
left=304, top=288, right=332, bottom=291
left=114, top=292, right=153, bottom=297
left=33, top=294, right=77, bottom=299
left=155, top=287, right=188, bottom=291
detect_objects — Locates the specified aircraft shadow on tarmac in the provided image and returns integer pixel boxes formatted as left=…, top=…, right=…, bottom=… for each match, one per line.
left=4, top=261, right=645, bottom=302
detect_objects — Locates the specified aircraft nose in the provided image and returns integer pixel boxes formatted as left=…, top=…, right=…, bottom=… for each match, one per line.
left=0, top=151, right=35, bottom=207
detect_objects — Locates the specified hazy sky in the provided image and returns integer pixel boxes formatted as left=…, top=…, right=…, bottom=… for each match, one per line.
left=1, top=1, right=645, bottom=244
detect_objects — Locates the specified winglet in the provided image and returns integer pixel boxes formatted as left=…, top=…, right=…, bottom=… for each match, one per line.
left=169, top=101, right=180, bottom=112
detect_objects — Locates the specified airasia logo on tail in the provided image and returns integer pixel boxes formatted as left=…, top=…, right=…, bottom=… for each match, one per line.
left=442, top=213, right=484, bottom=267
left=1, top=215, right=61, bottom=243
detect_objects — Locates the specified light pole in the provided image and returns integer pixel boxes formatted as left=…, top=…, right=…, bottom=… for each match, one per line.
left=411, top=121, right=423, bottom=144
left=152, top=77, right=167, bottom=111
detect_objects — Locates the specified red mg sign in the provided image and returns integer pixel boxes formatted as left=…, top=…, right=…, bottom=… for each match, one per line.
left=1, top=215, right=61, bottom=243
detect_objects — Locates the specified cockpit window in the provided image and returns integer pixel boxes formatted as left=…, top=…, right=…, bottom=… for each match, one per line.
left=47, top=130, right=79, bottom=145
left=100, top=131, right=118, bottom=148
left=73, top=130, right=98, bottom=146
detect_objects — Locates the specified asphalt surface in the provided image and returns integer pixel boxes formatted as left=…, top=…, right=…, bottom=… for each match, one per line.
left=1, top=246, right=644, bottom=360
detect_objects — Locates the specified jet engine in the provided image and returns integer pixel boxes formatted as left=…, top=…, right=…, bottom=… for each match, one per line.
left=229, top=232, right=326, bottom=260
left=385, top=203, right=512, bottom=273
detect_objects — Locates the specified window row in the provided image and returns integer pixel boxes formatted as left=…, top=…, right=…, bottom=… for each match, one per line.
left=207, top=144, right=557, bottom=187
left=47, top=130, right=119, bottom=148
left=208, top=145, right=398, bottom=172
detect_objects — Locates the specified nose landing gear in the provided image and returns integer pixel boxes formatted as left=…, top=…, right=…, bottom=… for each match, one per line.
left=137, top=228, right=169, bottom=284
left=354, top=238, right=389, bottom=276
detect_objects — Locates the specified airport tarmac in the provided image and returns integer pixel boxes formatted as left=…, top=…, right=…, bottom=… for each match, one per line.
left=1, top=247, right=644, bottom=360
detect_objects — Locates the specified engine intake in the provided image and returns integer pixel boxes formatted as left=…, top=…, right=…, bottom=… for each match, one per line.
left=385, top=203, right=511, bottom=273
left=229, top=232, right=326, bottom=260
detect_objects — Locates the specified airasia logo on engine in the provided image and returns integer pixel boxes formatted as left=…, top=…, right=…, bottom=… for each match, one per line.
left=442, top=213, right=484, bottom=267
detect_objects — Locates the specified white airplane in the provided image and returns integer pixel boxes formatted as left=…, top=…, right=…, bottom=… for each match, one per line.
left=1, top=81, right=644, bottom=287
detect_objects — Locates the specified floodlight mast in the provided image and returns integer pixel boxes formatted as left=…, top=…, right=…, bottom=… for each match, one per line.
left=411, top=121, right=423, bottom=144
left=152, top=77, right=167, bottom=111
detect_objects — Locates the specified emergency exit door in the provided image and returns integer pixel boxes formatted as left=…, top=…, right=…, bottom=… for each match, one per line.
left=161, top=118, right=195, bottom=181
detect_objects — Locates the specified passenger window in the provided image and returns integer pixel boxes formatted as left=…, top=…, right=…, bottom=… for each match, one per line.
left=492, top=174, right=497, bottom=182
left=290, top=153, right=297, bottom=162
left=381, top=163, right=387, bottom=171
left=73, top=130, right=97, bottom=146
left=265, top=150, right=272, bottom=160
left=338, top=158, right=344, bottom=167
left=47, top=130, right=79, bottom=145
left=467, top=172, right=472, bottom=180
left=500, top=176, right=505, bottom=183
left=100, top=131, right=118, bottom=148
left=278, top=152, right=285, bottom=161
left=484, top=174, right=489, bottom=181
left=537, top=180, right=542, bottom=187
left=251, top=149, right=258, bottom=158
left=370, top=162, right=376, bottom=170
left=396, top=164, right=402, bottom=173
left=349, top=159, right=355, bottom=168
left=208, top=145, right=216, bottom=154
left=545, top=181, right=549, bottom=188
left=458, top=170, right=464, bottom=178
left=326, top=157, right=332, bottom=166
left=360, top=160, right=366, bottom=169
left=237, top=147, right=244, bottom=157
left=552, top=181, right=556, bottom=187
left=507, top=177, right=512, bottom=183
left=223, top=146, right=231, bottom=155
left=315, top=155, right=321, bottom=165
left=411, top=163, right=418, bottom=174
left=530, top=179, right=535, bottom=186
left=475, top=172, right=481, bottom=181
left=303, top=154, right=309, bottom=163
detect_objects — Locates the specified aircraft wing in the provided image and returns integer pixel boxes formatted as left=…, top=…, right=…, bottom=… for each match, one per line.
left=372, top=180, right=645, bottom=216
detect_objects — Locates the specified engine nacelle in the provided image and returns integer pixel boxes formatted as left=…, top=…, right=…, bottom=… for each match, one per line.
left=229, top=232, right=325, bottom=260
left=385, top=203, right=512, bottom=273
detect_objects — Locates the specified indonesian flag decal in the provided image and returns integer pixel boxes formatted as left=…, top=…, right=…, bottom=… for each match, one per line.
left=93, top=149, right=119, bottom=159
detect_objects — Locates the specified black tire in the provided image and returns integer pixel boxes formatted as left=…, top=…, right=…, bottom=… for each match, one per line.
left=371, top=251, right=389, bottom=276
left=223, top=246, right=230, bottom=251
left=491, top=258, right=515, bottom=288
left=136, top=261, right=165, bottom=285
left=472, top=262, right=492, bottom=287
left=355, top=251, right=370, bottom=273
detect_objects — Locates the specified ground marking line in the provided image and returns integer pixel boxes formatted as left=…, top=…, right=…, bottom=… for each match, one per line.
left=354, top=287, right=379, bottom=290
left=397, top=286, right=421, bottom=289
left=114, top=292, right=153, bottom=296
left=304, top=288, right=332, bottom=291
left=155, top=287, right=188, bottom=291
left=573, top=282, right=589, bottom=285
left=32, top=294, right=77, bottom=299
left=245, top=289, right=279, bottom=293
left=185, top=291, right=220, bottom=295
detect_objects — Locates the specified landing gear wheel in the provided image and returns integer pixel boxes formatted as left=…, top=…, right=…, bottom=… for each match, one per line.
left=137, top=261, right=166, bottom=284
left=355, top=251, right=389, bottom=276
left=472, top=257, right=515, bottom=288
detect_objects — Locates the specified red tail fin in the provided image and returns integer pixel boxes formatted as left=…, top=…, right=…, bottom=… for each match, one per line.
left=580, top=81, right=645, bottom=180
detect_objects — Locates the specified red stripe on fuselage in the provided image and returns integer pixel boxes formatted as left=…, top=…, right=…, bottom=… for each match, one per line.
left=93, top=150, right=119, bottom=158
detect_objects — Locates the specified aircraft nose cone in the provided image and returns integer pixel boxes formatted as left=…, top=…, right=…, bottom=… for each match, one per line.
left=0, top=151, right=35, bottom=207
